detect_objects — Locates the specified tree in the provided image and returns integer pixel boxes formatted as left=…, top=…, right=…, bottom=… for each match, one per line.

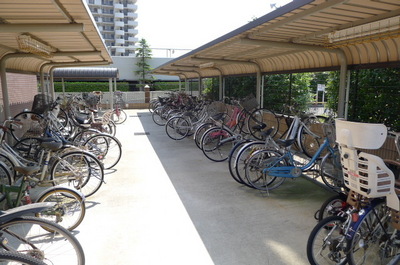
left=135, top=38, right=153, bottom=90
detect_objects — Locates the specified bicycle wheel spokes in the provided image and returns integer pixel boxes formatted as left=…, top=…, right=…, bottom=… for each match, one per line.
left=307, top=216, right=348, bottom=265
left=245, top=150, right=286, bottom=191
left=51, top=152, right=104, bottom=197
left=0, top=216, right=85, bottom=265
left=36, top=188, right=85, bottom=231
left=248, top=108, right=279, bottom=140
left=201, top=128, right=234, bottom=162
left=165, top=117, right=190, bottom=140
left=84, top=134, right=122, bottom=169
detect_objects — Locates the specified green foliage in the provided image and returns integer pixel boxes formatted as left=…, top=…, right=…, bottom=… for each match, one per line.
left=53, top=82, right=129, bottom=92
left=153, top=82, right=181, bottom=91
left=135, top=38, right=153, bottom=88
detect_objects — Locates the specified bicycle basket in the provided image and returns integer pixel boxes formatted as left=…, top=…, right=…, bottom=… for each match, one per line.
left=207, top=101, right=227, bottom=117
left=31, top=94, right=52, bottom=114
left=239, top=94, right=259, bottom=112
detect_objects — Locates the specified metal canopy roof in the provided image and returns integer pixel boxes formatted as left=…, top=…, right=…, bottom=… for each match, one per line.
left=53, top=67, right=119, bottom=79
left=0, top=0, right=112, bottom=74
left=153, top=0, right=400, bottom=79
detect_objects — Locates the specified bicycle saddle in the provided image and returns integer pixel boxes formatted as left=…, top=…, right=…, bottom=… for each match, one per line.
left=276, top=138, right=296, bottom=147
left=14, top=165, right=41, bottom=176
left=252, top=123, right=267, bottom=131
left=39, top=140, right=63, bottom=151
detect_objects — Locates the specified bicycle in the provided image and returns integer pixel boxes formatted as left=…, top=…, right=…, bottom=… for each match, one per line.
left=111, top=90, right=128, bottom=124
left=0, top=202, right=85, bottom=264
left=244, top=123, right=343, bottom=192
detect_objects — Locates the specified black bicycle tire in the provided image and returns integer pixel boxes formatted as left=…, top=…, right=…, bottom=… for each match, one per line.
left=165, top=116, right=190, bottom=140
left=0, top=250, right=47, bottom=265
left=201, top=127, right=235, bottom=162
left=247, top=108, right=279, bottom=140
left=83, top=134, right=122, bottom=169
left=227, top=139, right=253, bottom=185
left=234, top=140, right=265, bottom=187
left=306, top=215, right=348, bottom=265
left=317, top=192, right=348, bottom=221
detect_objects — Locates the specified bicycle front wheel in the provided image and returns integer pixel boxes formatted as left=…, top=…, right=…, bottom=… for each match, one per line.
left=0, top=216, right=85, bottom=265
left=35, top=187, right=86, bottom=231
left=320, top=150, right=344, bottom=191
left=83, top=134, right=122, bottom=169
left=165, top=116, right=190, bottom=140
left=51, top=151, right=104, bottom=197
left=201, top=127, right=235, bottom=162
left=307, top=215, right=348, bottom=265
left=112, top=108, right=127, bottom=124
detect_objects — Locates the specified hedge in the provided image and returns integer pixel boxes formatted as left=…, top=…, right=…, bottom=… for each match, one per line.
left=54, top=82, right=129, bottom=92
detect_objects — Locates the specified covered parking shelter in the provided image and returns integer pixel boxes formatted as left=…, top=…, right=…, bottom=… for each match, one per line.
left=0, top=0, right=112, bottom=119
left=153, top=0, right=400, bottom=118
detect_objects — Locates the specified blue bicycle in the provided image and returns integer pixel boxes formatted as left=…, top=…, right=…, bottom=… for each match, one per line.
left=244, top=123, right=343, bottom=192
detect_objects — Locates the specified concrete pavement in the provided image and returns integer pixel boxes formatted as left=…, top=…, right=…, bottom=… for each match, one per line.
left=75, top=109, right=335, bottom=265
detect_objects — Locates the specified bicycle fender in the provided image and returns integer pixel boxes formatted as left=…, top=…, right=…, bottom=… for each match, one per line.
left=0, top=202, right=56, bottom=224
left=34, top=186, right=85, bottom=202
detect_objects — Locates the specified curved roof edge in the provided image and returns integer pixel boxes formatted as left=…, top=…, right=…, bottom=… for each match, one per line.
left=53, top=67, right=119, bottom=79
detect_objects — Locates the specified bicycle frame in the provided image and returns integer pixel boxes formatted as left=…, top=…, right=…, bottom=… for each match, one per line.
left=263, top=137, right=336, bottom=178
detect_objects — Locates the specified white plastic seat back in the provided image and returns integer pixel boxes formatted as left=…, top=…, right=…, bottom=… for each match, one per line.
left=335, top=119, right=387, bottom=149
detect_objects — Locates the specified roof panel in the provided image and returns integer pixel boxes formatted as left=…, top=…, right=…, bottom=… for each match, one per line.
left=153, top=0, right=400, bottom=78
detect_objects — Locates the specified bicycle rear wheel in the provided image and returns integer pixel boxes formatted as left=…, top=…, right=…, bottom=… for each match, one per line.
left=35, top=187, right=86, bottom=231
left=245, top=149, right=286, bottom=191
left=193, top=122, right=214, bottom=149
left=320, top=150, right=344, bottom=191
left=299, top=116, right=327, bottom=158
left=247, top=108, right=279, bottom=140
left=0, top=216, right=85, bottom=265
left=112, top=108, right=127, bottom=124
left=234, top=141, right=265, bottom=186
left=201, top=127, right=235, bottom=162
left=307, top=215, right=348, bottom=265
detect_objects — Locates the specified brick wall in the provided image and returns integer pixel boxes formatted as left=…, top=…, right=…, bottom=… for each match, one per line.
left=0, top=72, right=38, bottom=118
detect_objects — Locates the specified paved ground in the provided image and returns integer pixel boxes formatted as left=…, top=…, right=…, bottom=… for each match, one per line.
left=75, top=109, right=335, bottom=265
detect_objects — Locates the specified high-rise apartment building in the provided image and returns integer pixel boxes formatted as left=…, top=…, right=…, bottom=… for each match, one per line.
left=86, top=0, right=138, bottom=56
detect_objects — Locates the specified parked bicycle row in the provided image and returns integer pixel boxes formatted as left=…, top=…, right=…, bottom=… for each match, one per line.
left=0, top=92, right=127, bottom=264
left=150, top=92, right=400, bottom=264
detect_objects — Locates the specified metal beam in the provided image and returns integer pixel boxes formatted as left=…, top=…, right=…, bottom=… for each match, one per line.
left=0, top=23, right=84, bottom=32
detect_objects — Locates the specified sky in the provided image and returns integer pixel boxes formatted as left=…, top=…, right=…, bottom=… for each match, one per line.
left=136, top=0, right=292, bottom=57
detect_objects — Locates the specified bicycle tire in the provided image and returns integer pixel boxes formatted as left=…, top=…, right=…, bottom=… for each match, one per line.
left=0, top=216, right=85, bottom=265
left=152, top=107, right=168, bottom=126
left=71, top=129, right=100, bottom=145
left=51, top=150, right=104, bottom=197
left=347, top=201, right=397, bottom=265
left=245, top=149, right=286, bottom=191
left=11, top=112, right=46, bottom=142
left=35, top=187, right=86, bottom=231
left=165, top=116, right=190, bottom=140
left=317, top=193, right=348, bottom=221
left=0, top=250, right=47, bottom=265
left=227, top=139, right=253, bottom=185
left=83, top=134, right=122, bottom=169
left=201, top=127, right=235, bottom=162
left=193, top=122, right=214, bottom=149
left=298, top=116, right=326, bottom=158
left=247, top=108, right=279, bottom=140
left=0, top=161, right=13, bottom=203
left=319, top=150, right=344, bottom=191
left=306, top=215, right=348, bottom=265
left=112, top=108, right=127, bottom=124
left=234, top=140, right=265, bottom=186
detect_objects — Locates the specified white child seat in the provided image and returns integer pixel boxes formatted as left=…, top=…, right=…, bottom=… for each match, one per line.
left=335, top=119, right=399, bottom=211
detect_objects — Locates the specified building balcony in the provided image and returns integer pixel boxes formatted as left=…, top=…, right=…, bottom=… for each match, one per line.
left=114, top=12, right=124, bottom=18
left=126, top=4, right=137, bottom=11
left=115, top=29, right=124, bottom=36
left=128, top=37, right=138, bottom=42
left=114, top=3, right=123, bottom=9
left=115, top=21, right=124, bottom=27
left=127, top=13, right=138, bottom=19
left=116, top=47, right=126, bottom=53
left=127, top=20, right=138, bottom=27
left=115, top=38, right=125, bottom=45
left=127, top=29, right=138, bottom=35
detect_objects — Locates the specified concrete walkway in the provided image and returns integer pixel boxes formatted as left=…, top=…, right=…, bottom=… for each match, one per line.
left=76, top=109, right=335, bottom=265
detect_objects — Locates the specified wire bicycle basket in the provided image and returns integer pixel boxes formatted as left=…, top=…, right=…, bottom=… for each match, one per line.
left=239, top=94, right=259, bottom=112
left=31, top=94, right=53, bottom=114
